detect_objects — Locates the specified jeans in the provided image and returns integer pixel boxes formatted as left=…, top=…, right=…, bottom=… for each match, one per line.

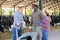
left=42, top=30, right=49, bottom=40
left=13, top=27, right=22, bottom=40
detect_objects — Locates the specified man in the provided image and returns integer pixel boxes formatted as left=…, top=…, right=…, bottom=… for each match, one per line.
left=31, top=4, right=43, bottom=40
left=13, top=5, right=24, bottom=40
left=31, top=4, right=43, bottom=27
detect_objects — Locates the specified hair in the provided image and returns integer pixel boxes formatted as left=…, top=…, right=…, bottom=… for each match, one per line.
left=32, top=4, right=39, bottom=8
left=45, top=11, right=50, bottom=16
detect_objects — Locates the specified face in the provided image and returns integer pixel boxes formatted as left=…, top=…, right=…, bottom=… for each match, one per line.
left=18, top=7, right=23, bottom=12
left=32, top=5, right=37, bottom=11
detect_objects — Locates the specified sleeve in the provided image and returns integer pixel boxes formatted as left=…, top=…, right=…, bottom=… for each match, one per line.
left=40, top=18, right=48, bottom=28
left=20, top=14, right=24, bottom=23
left=31, top=13, right=33, bottom=21
left=20, top=14, right=24, bottom=21
left=38, top=11, right=43, bottom=21
left=14, top=12, right=18, bottom=23
left=39, top=10, right=43, bottom=14
left=30, top=13, right=33, bottom=25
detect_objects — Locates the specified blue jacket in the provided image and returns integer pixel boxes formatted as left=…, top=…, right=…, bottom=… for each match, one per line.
left=13, top=11, right=24, bottom=29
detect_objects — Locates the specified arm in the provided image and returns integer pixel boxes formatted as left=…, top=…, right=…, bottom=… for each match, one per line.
left=30, top=14, right=33, bottom=26
left=38, top=10, right=43, bottom=21
left=14, top=12, right=18, bottom=23
left=40, top=18, right=48, bottom=28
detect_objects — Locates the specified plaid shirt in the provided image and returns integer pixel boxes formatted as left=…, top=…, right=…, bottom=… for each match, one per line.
left=40, top=16, right=51, bottom=32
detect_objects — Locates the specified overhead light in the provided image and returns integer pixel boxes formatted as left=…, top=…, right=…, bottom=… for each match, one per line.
left=35, top=0, right=37, bottom=1
left=23, top=0, right=27, bottom=1
left=7, top=0, right=12, bottom=1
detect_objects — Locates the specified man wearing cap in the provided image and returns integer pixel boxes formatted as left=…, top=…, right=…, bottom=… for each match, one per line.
left=13, top=5, right=24, bottom=40
left=31, top=4, right=43, bottom=40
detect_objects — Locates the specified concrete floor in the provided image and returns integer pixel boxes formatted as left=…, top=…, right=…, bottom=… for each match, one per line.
left=1, top=26, right=60, bottom=40
left=7, top=29, right=60, bottom=40
left=48, top=29, right=60, bottom=40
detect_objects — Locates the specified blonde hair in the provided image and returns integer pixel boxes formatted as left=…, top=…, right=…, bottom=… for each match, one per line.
left=44, top=10, right=50, bottom=16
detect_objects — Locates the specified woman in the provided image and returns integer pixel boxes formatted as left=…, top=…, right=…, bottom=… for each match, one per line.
left=40, top=10, right=51, bottom=40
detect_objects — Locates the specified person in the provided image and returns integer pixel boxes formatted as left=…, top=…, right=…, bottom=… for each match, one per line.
left=40, top=10, right=51, bottom=40
left=31, top=4, right=43, bottom=40
left=13, top=5, right=24, bottom=40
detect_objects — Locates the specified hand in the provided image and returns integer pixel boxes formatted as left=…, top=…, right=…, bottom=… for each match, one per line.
left=36, top=21, right=40, bottom=25
left=15, top=22, right=21, bottom=27
left=42, top=22, right=45, bottom=24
